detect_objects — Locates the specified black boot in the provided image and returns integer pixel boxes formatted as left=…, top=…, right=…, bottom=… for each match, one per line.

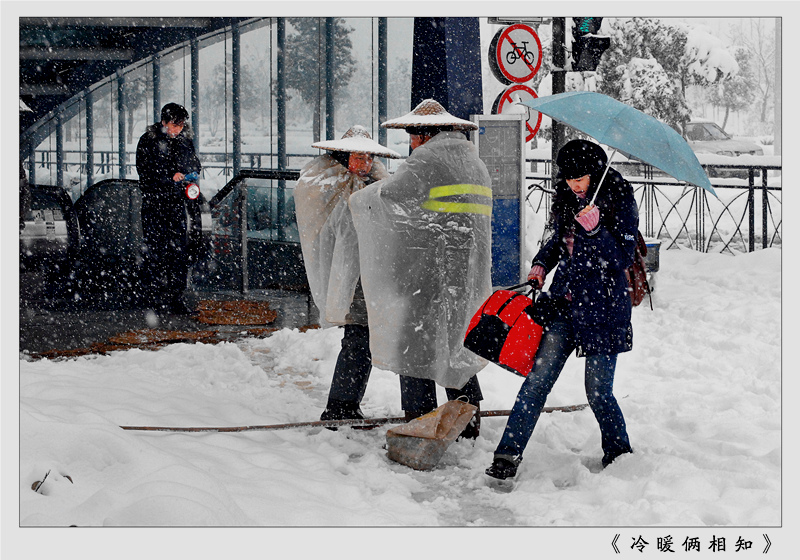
left=602, top=449, right=633, bottom=468
left=485, top=457, right=518, bottom=480
left=320, top=399, right=367, bottom=431
left=457, top=402, right=480, bottom=440
left=168, top=298, right=194, bottom=315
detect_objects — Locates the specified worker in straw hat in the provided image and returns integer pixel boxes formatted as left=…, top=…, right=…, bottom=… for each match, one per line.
left=349, top=99, right=493, bottom=439
left=295, top=125, right=401, bottom=425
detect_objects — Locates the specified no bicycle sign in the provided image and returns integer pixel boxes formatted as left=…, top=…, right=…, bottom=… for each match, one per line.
left=491, top=84, right=542, bottom=142
left=488, top=23, right=543, bottom=84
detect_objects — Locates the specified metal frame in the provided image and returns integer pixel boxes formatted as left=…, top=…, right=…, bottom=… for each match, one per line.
left=525, top=160, right=782, bottom=255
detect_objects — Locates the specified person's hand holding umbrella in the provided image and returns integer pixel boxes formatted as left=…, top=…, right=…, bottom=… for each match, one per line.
left=575, top=204, right=600, bottom=231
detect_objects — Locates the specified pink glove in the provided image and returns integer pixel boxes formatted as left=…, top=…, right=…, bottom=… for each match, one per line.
left=527, top=264, right=546, bottom=288
left=575, top=205, right=600, bottom=231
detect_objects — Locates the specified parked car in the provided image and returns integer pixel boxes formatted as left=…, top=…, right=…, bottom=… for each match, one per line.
left=685, top=120, right=764, bottom=179
left=685, top=120, right=764, bottom=157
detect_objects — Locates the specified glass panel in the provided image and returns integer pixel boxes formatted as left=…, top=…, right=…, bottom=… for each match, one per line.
left=335, top=18, right=375, bottom=140
left=123, top=63, right=152, bottom=183
left=245, top=178, right=299, bottom=243
left=31, top=122, right=57, bottom=186
left=160, top=46, right=191, bottom=110
left=208, top=182, right=244, bottom=290
left=63, top=98, right=88, bottom=200
left=198, top=30, right=234, bottom=192
left=284, top=18, right=324, bottom=154
left=88, top=81, right=116, bottom=184
left=385, top=17, right=414, bottom=171
left=240, top=20, right=274, bottom=172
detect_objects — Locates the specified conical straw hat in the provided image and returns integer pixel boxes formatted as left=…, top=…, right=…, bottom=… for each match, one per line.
left=381, top=99, right=478, bottom=131
left=311, top=125, right=402, bottom=158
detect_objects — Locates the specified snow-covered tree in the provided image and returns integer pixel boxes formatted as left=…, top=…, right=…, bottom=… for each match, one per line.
left=597, top=18, right=738, bottom=132
left=202, top=59, right=260, bottom=139
left=705, top=46, right=756, bottom=130
left=725, top=18, right=775, bottom=130
left=281, top=18, right=357, bottom=142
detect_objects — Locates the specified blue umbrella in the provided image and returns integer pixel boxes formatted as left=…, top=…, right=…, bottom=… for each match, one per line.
left=522, top=91, right=716, bottom=198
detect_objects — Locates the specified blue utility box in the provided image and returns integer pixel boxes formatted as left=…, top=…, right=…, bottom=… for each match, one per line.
left=472, top=113, right=527, bottom=287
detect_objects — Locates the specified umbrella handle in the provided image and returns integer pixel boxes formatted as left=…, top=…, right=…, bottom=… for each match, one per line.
left=590, top=148, right=617, bottom=206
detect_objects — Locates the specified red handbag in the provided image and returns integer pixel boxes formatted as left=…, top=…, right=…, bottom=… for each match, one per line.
left=464, top=283, right=543, bottom=377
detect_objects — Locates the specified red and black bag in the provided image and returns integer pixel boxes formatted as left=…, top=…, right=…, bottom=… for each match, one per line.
left=464, top=282, right=544, bottom=377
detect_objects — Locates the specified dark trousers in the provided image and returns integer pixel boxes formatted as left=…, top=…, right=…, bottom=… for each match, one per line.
left=327, top=324, right=372, bottom=405
left=399, top=374, right=483, bottom=414
left=327, top=324, right=483, bottom=415
left=141, top=195, right=189, bottom=306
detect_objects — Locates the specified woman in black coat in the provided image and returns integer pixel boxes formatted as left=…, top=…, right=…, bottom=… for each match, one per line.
left=486, top=139, right=638, bottom=485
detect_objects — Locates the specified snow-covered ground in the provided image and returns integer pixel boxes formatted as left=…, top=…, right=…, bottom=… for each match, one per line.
left=9, top=245, right=784, bottom=551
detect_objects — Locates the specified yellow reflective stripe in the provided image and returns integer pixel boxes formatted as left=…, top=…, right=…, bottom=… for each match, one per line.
left=428, top=184, right=492, bottom=200
left=421, top=200, right=492, bottom=216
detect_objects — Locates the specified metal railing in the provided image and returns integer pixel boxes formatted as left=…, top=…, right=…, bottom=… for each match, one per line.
left=30, top=148, right=782, bottom=256
left=525, top=159, right=781, bottom=254
left=30, top=149, right=317, bottom=186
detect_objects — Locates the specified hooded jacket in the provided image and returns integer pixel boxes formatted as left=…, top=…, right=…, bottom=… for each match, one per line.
left=349, top=131, right=493, bottom=389
left=534, top=166, right=638, bottom=355
left=136, top=122, right=201, bottom=198
left=295, top=153, right=389, bottom=326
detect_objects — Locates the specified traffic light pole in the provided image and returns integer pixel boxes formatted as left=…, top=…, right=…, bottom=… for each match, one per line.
left=551, top=17, right=566, bottom=187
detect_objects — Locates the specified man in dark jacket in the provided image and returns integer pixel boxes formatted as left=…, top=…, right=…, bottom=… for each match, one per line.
left=136, top=103, right=201, bottom=314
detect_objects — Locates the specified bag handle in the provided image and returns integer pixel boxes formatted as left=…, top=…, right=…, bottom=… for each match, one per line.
left=501, top=279, right=539, bottom=298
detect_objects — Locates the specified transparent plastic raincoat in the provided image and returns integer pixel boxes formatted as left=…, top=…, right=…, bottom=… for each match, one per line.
left=349, top=131, right=493, bottom=389
left=295, top=153, right=389, bottom=326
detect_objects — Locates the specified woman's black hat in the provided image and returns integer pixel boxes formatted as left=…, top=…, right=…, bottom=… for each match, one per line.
left=556, top=139, right=608, bottom=180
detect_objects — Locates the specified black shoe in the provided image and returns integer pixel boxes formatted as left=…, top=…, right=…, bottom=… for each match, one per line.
left=457, top=403, right=480, bottom=441
left=602, top=449, right=632, bottom=468
left=485, top=457, right=518, bottom=480
left=167, top=299, right=194, bottom=315
left=320, top=399, right=369, bottom=431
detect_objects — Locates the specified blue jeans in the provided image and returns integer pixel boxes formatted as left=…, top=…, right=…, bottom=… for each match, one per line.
left=494, top=320, right=632, bottom=467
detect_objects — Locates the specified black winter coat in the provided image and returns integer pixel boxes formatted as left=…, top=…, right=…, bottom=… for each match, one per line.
left=533, top=167, right=638, bottom=355
left=135, top=123, right=201, bottom=198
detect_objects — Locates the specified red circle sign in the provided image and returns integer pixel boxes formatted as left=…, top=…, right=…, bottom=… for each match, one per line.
left=491, top=84, right=542, bottom=142
left=489, top=24, right=543, bottom=84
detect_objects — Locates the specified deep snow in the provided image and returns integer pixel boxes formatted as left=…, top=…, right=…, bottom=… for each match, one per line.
left=10, top=245, right=785, bottom=554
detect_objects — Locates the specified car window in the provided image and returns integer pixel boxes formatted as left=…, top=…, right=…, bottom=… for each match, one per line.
left=686, top=124, right=707, bottom=141
left=704, top=123, right=730, bottom=141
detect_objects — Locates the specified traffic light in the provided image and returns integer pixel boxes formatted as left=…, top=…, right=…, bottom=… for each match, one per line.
left=572, top=17, right=611, bottom=72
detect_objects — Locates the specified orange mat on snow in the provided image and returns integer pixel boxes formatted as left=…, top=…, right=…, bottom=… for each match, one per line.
left=195, top=300, right=278, bottom=325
